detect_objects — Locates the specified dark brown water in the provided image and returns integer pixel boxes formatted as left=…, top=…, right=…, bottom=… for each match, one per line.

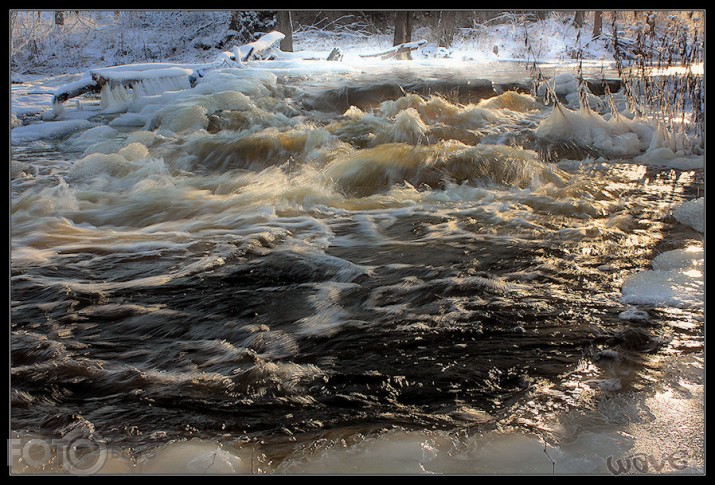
left=10, top=66, right=704, bottom=473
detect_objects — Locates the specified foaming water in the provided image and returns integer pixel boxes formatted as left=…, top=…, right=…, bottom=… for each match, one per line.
left=11, top=66, right=703, bottom=474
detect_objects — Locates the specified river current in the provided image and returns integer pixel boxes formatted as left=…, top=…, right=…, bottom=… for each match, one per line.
left=10, top=63, right=704, bottom=474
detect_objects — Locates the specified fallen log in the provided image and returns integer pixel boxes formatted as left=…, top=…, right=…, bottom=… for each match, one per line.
left=52, top=76, right=101, bottom=105
left=51, top=31, right=287, bottom=108
left=359, top=40, right=427, bottom=60
left=232, top=31, right=285, bottom=61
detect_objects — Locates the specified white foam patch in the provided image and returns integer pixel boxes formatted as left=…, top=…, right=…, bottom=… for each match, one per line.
left=66, top=153, right=141, bottom=180
left=152, top=104, right=209, bottom=133
left=673, top=197, right=704, bottom=233
left=118, top=142, right=150, bottom=161
left=621, top=246, right=704, bottom=309
left=276, top=430, right=452, bottom=474
left=11, top=160, right=32, bottom=180
left=618, top=306, right=650, bottom=322
left=126, top=130, right=159, bottom=147
left=211, top=90, right=254, bottom=111
left=477, top=90, right=541, bottom=112
left=296, top=282, right=362, bottom=337
left=380, top=108, right=428, bottom=145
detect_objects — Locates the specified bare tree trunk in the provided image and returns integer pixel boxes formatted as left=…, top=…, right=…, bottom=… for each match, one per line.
left=645, top=11, right=656, bottom=37
left=229, top=11, right=242, bottom=32
left=55, top=11, right=64, bottom=26
left=573, top=11, right=584, bottom=28
left=114, top=11, right=121, bottom=22
left=535, top=11, right=547, bottom=20
left=276, top=10, right=293, bottom=52
left=592, top=11, right=603, bottom=37
left=393, top=11, right=412, bottom=45
left=393, top=11, right=413, bottom=60
left=435, top=11, right=457, bottom=48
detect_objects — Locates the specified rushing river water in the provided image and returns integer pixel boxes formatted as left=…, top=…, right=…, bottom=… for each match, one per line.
left=10, top=63, right=704, bottom=474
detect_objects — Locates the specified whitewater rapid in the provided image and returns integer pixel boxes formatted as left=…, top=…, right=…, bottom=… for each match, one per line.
left=11, top=64, right=704, bottom=474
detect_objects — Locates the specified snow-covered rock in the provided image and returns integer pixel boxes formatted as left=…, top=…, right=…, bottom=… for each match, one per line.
left=673, top=197, right=704, bottom=233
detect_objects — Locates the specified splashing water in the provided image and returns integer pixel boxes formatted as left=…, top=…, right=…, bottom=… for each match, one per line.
left=11, top=65, right=703, bottom=474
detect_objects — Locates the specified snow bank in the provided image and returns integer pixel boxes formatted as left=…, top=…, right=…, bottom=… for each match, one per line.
left=12, top=91, right=55, bottom=117
left=620, top=197, right=704, bottom=308
left=673, top=197, right=704, bottom=233
left=621, top=245, right=704, bottom=308
left=11, top=119, right=94, bottom=143
left=633, top=150, right=704, bottom=170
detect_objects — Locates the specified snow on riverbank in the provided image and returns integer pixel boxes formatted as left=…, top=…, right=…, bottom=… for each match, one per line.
left=620, top=196, right=704, bottom=310
left=11, top=12, right=615, bottom=81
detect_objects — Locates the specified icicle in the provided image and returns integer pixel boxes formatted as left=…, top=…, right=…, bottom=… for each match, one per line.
left=100, top=82, right=133, bottom=113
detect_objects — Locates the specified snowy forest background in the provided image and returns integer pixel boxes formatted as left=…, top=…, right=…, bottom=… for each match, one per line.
left=10, top=10, right=703, bottom=76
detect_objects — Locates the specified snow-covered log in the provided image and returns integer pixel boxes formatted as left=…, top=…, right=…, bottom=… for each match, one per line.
left=90, top=66, right=196, bottom=92
left=52, top=75, right=101, bottom=105
left=51, top=31, right=287, bottom=109
left=232, top=31, right=286, bottom=61
left=360, top=40, right=428, bottom=59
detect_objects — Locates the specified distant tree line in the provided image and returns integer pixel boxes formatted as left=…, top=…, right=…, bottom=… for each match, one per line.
left=40, top=10, right=691, bottom=52
left=85, top=10, right=615, bottom=51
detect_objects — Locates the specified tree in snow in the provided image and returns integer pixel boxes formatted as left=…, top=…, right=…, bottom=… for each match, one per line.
left=593, top=11, right=603, bottom=38
left=434, top=11, right=458, bottom=48
left=276, top=11, right=293, bottom=52
left=228, top=11, right=277, bottom=44
left=573, top=11, right=584, bottom=28
left=393, top=11, right=413, bottom=59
